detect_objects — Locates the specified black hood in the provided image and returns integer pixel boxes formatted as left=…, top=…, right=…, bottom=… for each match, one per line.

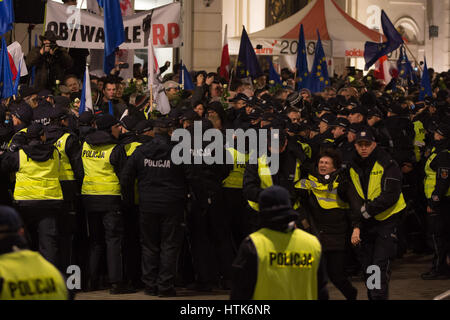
left=85, top=130, right=118, bottom=146
left=45, top=125, right=67, bottom=144
left=136, top=135, right=153, bottom=144
left=22, top=142, right=56, bottom=162
left=139, top=134, right=172, bottom=160
left=258, top=209, right=299, bottom=233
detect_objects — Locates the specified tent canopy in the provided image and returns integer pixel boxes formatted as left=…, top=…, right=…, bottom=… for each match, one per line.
left=229, top=0, right=384, bottom=58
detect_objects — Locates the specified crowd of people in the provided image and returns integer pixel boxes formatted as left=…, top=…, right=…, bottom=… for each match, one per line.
left=0, top=26, right=449, bottom=299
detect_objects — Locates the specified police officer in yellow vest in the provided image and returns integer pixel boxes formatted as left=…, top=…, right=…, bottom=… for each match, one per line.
left=421, top=123, right=450, bottom=280
left=1, top=123, right=63, bottom=267
left=243, top=130, right=303, bottom=213
left=8, top=102, right=33, bottom=151
left=230, top=185, right=328, bottom=300
left=348, top=127, right=406, bottom=300
left=80, top=114, right=132, bottom=294
left=0, top=206, right=69, bottom=300
left=46, top=107, right=83, bottom=272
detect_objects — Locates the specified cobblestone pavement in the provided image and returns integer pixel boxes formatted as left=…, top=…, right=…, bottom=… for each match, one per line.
left=75, top=253, right=450, bottom=300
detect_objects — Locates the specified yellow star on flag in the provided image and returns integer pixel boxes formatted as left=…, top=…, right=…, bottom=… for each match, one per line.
left=317, top=65, right=322, bottom=70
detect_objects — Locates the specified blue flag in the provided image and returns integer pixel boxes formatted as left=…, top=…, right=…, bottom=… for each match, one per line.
left=0, top=0, right=14, bottom=36
left=31, top=34, right=37, bottom=86
left=295, top=24, right=309, bottom=90
left=364, top=10, right=403, bottom=70
left=13, top=61, right=21, bottom=97
left=236, top=27, right=262, bottom=79
left=108, top=100, right=114, bottom=116
left=308, top=30, right=329, bottom=93
left=0, top=38, right=14, bottom=99
left=419, top=58, right=432, bottom=101
left=97, top=0, right=125, bottom=75
left=179, top=64, right=195, bottom=91
left=397, top=45, right=417, bottom=85
left=267, top=57, right=282, bottom=85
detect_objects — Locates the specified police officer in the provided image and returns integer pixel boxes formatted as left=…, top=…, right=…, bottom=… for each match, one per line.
left=230, top=185, right=328, bottom=300
left=80, top=114, right=130, bottom=294
left=295, top=150, right=360, bottom=300
left=0, top=206, right=69, bottom=300
left=78, top=111, right=96, bottom=143
left=8, top=102, right=33, bottom=150
left=1, top=123, right=63, bottom=266
left=134, top=120, right=154, bottom=144
left=421, top=123, right=450, bottom=280
left=348, top=128, right=406, bottom=300
left=121, top=118, right=194, bottom=297
left=46, top=107, right=83, bottom=271
left=367, top=107, right=394, bottom=155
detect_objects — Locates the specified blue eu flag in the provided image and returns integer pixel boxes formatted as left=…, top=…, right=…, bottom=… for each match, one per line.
left=364, top=10, right=403, bottom=70
left=179, top=63, right=195, bottom=91
left=419, top=58, right=432, bottom=101
left=397, top=45, right=417, bottom=85
left=97, top=0, right=125, bottom=75
left=267, top=57, right=282, bottom=85
left=0, top=38, right=14, bottom=99
left=296, top=24, right=309, bottom=90
left=236, top=27, right=262, bottom=79
left=0, top=0, right=14, bottom=36
left=308, top=30, right=329, bottom=93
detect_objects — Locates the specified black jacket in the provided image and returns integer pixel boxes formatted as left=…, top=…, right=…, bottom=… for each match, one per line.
left=371, top=119, right=394, bottom=154
left=1, top=141, right=63, bottom=208
left=348, top=147, right=403, bottom=219
left=32, top=101, right=53, bottom=126
left=385, top=115, right=415, bottom=165
left=79, top=130, right=127, bottom=212
left=296, top=171, right=361, bottom=251
left=428, top=140, right=450, bottom=211
left=121, top=134, right=194, bottom=213
left=230, top=213, right=329, bottom=300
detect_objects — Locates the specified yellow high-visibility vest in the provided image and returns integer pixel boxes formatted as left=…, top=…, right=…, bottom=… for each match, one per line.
left=248, top=154, right=301, bottom=212
left=81, top=142, right=121, bottom=196
left=413, top=121, right=426, bottom=162
left=296, top=174, right=349, bottom=210
left=250, top=228, right=322, bottom=300
left=124, top=142, right=142, bottom=157
left=14, top=149, right=63, bottom=201
left=0, top=250, right=68, bottom=300
left=55, top=133, right=75, bottom=181
left=223, top=147, right=249, bottom=189
left=349, top=161, right=406, bottom=221
left=424, top=149, right=450, bottom=199
left=8, top=128, right=27, bottom=148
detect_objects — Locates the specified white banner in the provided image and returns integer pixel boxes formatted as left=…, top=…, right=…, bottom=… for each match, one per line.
left=45, top=0, right=181, bottom=50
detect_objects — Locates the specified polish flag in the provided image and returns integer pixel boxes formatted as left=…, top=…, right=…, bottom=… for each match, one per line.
left=7, top=42, right=28, bottom=81
left=374, top=55, right=392, bottom=85
left=219, top=24, right=230, bottom=81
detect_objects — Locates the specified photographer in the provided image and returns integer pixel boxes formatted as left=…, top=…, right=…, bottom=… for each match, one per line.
left=26, top=31, right=73, bottom=91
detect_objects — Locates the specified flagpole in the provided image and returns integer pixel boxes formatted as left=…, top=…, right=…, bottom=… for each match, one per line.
left=67, top=0, right=86, bottom=51
left=403, top=43, right=423, bottom=73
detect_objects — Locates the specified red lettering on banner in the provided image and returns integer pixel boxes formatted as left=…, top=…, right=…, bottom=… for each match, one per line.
left=167, top=23, right=180, bottom=44
left=345, top=49, right=364, bottom=57
left=255, top=48, right=273, bottom=55
left=153, top=24, right=166, bottom=45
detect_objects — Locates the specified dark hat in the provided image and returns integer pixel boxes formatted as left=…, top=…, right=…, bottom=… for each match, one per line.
left=135, top=120, right=154, bottom=134
left=19, top=86, right=39, bottom=98
left=0, top=206, right=23, bottom=234
left=120, top=115, right=139, bottom=132
left=50, top=107, right=68, bottom=120
left=38, top=89, right=53, bottom=98
left=153, top=118, right=171, bottom=129
left=39, top=30, right=61, bottom=43
left=388, top=102, right=409, bottom=115
left=320, top=113, right=336, bottom=125
left=26, top=123, right=45, bottom=140
left=355, top=128, right=376, bottom=143
left=258, top=186, right=299, bottom=222
left=367, top=108, right=383, bottom=119
left=349, top=105, right=367, bottom=116
left=348, top=123, right=365, bottom=134
left=79, top=111, right=94, bottom=126
left=96, top=114, right=120, bottom=130
left=181, top=109, right=200, bottom=122
left=333, top=117, right=350, bottom=129
left=246, top=96, right=259, bottom=107
left=229, top=93, right=249, bottom=103
left=435, top=123, right=450, bottom=138
left=54, top=96, right=71, bottom=110
left=286, top=92, right=302, bottom=107
left=12, top=102, right=33, bottom=125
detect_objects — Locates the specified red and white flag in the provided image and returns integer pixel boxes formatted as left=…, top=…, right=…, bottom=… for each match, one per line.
left=148, top=34, right=160, bottom=86
left=219, top=24, right=230, bottom=81
left=374, top=55, right=392, bottom=85
left=7, top=41, right=28, bottom=81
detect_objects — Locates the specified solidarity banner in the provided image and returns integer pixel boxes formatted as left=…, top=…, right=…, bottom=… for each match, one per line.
left=45, top=1, right=181, bottom=49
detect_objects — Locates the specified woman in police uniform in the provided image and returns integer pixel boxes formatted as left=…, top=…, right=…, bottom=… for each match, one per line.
left=295, top=149, right=360, bottom=300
